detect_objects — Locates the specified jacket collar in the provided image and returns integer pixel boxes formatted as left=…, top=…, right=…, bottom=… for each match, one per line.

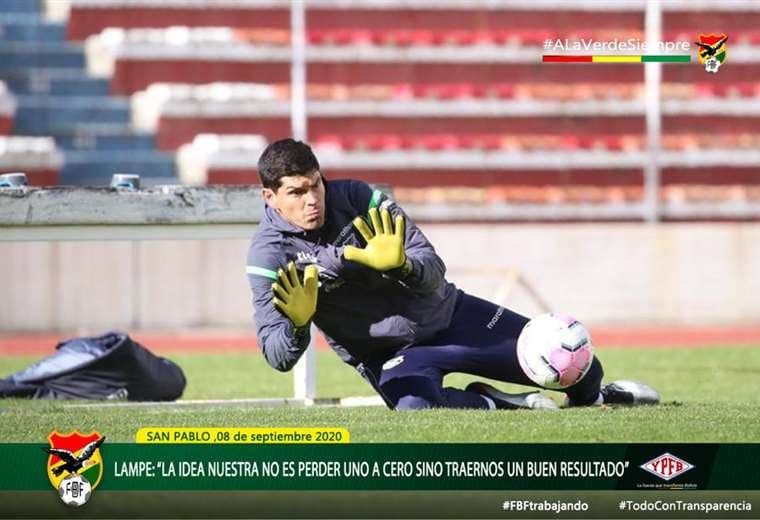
left=264, top=204, right=306, bottom=235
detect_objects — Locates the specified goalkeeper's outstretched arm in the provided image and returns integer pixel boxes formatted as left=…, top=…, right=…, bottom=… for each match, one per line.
left=247, top=258, right=313, bottom=372
left=394, top=203, right=447, bottom=293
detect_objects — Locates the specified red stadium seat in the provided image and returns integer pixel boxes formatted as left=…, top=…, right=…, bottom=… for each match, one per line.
left=0, top=116, right=11, bottom=135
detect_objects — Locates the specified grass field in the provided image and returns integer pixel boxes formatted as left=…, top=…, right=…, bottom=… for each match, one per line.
left=1, top=346, right=759, bottom=443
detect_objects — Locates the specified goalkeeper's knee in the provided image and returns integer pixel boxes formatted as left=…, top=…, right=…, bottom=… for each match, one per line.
left=394, top=395, right=436, bottom=410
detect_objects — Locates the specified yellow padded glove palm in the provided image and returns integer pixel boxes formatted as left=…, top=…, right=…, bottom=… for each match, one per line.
left=272, top=262, right=318, bottom=327
left=344, top=208, right=406, bottom=271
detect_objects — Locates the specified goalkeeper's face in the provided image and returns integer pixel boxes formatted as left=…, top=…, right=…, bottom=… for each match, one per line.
left=264, top=170, right=326, bottom=230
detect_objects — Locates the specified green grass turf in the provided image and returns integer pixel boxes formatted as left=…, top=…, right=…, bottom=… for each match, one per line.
left=0, top=346, right=759, bottom=443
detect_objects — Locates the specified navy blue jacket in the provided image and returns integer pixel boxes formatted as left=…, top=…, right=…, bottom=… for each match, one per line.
left=246, top=179, right=459, bottom=371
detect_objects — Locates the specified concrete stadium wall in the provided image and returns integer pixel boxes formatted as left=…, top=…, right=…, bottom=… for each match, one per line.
left=2, top=223, right=759, bottom=332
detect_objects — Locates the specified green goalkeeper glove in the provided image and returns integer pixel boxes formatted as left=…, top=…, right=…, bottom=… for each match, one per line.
left=272, top=262, right=318, bottom=327
left=343, top=207, right=407, bottom=272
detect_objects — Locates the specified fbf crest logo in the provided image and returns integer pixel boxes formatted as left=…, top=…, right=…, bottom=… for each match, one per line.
left=695, top=33, right=727, bottom=74
left=44, top=431, right=105, bottom=506
left=640, top=453, right=694, bottom=481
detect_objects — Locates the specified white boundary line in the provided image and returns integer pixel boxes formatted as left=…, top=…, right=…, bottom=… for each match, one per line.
left=63, top=395, right=386, bottom=408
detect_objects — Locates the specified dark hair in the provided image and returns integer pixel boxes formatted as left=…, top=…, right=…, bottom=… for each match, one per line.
left=257, top=138, right=320, bottom=190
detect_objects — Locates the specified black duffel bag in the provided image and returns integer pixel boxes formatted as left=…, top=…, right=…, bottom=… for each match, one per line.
left=0, top=331, right=186, bottom=401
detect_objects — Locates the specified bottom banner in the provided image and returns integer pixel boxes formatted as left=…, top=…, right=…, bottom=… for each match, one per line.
left=1, top=491, right=757, bottom=519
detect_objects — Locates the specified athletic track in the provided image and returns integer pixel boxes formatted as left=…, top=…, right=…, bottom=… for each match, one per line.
left=1, top=327, right=760, bottom=356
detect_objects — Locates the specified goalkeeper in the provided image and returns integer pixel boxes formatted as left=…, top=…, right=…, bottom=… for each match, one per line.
left=246, top=139, right=659, bottom=410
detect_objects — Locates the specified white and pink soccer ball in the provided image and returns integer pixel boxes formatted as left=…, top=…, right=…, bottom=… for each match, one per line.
left=517, top=313, right=594, bottom=390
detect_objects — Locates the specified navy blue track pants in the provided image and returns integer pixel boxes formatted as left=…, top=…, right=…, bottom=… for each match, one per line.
left=357, top=291, right=603, bottom=410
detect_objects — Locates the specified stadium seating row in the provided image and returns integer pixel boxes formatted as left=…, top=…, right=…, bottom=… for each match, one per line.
left=270, top=28, right=760, bottom=47
left=394, top=185, right=760, bottom=205
left=150, top=111, right=760, bottom=151
left=124, top=80, right=760, bottom=151
left=62, top=2, right=645, bottom=41
left=127, top=80, right=760, bottom=104
left=83, top=26, right=760, bottom=94
left=174, top=133, right=760, bottom=189
left=61, top=0, right=760, bottom=40
left=0, top=136, right=63, bottom=185
left=76, top=26, right=760, bottom=48
left=312, top=133, right=760, bottom=152
left=386, top=184, right=760, bottom=221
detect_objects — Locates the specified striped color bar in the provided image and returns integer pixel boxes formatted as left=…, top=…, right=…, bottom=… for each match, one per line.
left=543, top=55, right=690, bottom=63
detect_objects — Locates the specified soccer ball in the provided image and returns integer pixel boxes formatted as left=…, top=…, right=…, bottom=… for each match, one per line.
left=58, top=474, right=92, bottom=506
left=516, top=313, right=594, bottom=389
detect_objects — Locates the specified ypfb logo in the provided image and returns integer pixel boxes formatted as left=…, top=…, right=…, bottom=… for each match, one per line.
left=44, top=431, right=105, bottom=506
left=695, top=33, right=727, bottom=74
left=640, top=453, right=694, bottom=481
